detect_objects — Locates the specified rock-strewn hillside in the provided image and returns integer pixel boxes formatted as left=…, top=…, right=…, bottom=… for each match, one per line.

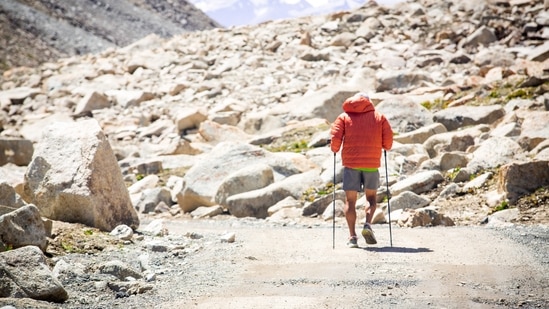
left=0, top=0, right=221, bottom=72
left=1, top=0, right=549, bottom=307
left=1, top=0, right=548, bottom=226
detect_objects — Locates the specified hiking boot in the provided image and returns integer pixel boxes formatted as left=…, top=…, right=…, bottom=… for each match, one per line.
left=347, top=236, right=358, bottom=248
left=361, top=224, right=377, bottom=245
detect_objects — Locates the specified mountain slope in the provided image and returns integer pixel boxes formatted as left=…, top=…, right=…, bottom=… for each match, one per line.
left=0, top=0, right=221, bottom=73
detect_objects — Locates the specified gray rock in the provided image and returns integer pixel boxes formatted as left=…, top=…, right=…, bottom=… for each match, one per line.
left=0, top=181, right=25, bottom=210
left=106, top=89, right=153, bottom=108
left=97, top=260, right=143, bottom=280
left=394, top=123, right=447, bottom=144
left=377, top=97, right=434, bottom=133
left=389, top=191, right=431, bottom=211
left=0, top=246, right=68, bottom=302
left=0, top=204, right=48, bottom=252
left=286, top=89, right=357, bottom=123
left=459, top=25, right=497, bottom=49
left=175, top=107, right=208, bottom=132
left=215, top=163, right=275, bottom=206
left=135, top=187, right=173, bottom=214
left=463, top=172, right=493, bottom=191
left=449, top=168, right=472, bottom=183
left=438, top=183, right=460, bottom=199
left=140, top=219, right=168, bottom=237
left=528, top=40, right=549, bottom=62
left=191, top=205, right=224, bottom=218
left=390, top=170, right=445, bottom=196
left=433, top=105, right=505, bottom=132
left=397, top=207, right=455, bottom=227
left=321, top=199, right=345, bottom=221
left=176, top=142, right=317, bottom=213
left=516, top=110, right=549, bottom=151
left=268, top=196, right=302, bottom=216
left=74, top=91, right=110, bottom=115
left=423, top=125, right=489, bottom=158
left=0, top=163, right=27, bottom=192
left=490, top=122, right=521, bottom=138
left=302, top=190, right=345, bottom=217
left=488, top=208, right=519, bottom=224
left=375, top=70, right=434, bottom=93
left=439, top=151, right=469, bottom=171
left=467, top=136, right=525, bottom=173
left=198, top=120, right=253, bottom=145
left=226, top=170, right=323, bottom=218
left=110, top=224, right=134, bottom=241
left=0, top=87, right=41, bottom=105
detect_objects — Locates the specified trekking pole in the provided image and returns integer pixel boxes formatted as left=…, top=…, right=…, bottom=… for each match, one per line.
left=332, top=152, right=336, bottom=250
left=384, top=150, right=393, bottom=247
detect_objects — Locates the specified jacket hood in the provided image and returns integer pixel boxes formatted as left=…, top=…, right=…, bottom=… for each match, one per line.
left=342, top=94, right=374, bottom=113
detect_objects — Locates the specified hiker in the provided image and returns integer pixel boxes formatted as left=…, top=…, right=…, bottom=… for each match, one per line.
left=330, top=92, right=393, bottom=248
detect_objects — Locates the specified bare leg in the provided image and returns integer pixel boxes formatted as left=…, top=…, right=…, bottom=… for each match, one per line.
left=364, top=189, right=377, bottom=225
left=361, top=189, right=379, bottom=245
left=344, top=190, right=358, bottom=237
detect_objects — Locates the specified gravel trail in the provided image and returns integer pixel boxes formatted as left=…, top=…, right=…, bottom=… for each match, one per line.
left=153, top=218, right=549, bottom=309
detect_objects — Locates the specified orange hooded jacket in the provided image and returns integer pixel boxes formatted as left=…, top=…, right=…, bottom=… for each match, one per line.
left=330, top=93, right=393, bottom=169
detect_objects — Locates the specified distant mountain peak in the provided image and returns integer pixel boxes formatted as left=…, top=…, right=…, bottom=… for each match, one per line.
left=189, top=0, right=369, bottom=27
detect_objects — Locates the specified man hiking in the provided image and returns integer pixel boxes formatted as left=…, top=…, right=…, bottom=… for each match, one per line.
left=330, top=92, right=393, bottom=248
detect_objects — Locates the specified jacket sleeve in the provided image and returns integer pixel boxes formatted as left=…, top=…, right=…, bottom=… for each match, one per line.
left=330, top=114, right=345, bottom=153
left=381, top=116, right=393, bottom=151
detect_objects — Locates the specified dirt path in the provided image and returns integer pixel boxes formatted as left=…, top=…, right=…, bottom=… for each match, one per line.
left=152, top=218, right=549, bottom=309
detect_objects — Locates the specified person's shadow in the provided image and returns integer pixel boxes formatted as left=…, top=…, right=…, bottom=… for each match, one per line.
left=363, top=246, right=433, bottom=253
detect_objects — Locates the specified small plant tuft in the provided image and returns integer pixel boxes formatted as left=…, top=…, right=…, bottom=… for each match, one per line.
left=506, top=88, right=532, bottom=100
left=301, top=183, right=336, bottom=202
left=492, top=201, right=509, bottom=213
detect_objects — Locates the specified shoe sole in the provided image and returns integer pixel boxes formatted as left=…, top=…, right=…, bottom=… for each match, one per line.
left=361, top=228, right=377, bottom=245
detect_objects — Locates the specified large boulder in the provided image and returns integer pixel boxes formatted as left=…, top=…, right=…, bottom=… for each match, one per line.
left=176, top=142, right=317, bottom=213
left=214, top=163, right=275, bottom=206
left=226, top=170, right=323, bottom=218
left=22, top=119, right=139, bottom=231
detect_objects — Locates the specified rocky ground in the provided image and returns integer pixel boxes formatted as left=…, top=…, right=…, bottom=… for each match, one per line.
left=3, top=212, right=547, bottom=309
left=3, top=177, right=546, bottom=309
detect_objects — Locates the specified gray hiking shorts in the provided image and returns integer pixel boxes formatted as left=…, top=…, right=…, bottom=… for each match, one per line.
left=342, top=167, right=380, bottom=191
